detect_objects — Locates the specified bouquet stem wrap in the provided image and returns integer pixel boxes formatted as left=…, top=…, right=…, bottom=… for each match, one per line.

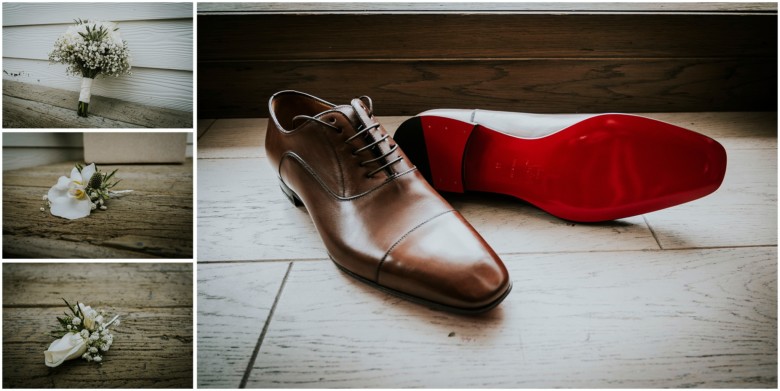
left=77, top=77, right=93, bottom=117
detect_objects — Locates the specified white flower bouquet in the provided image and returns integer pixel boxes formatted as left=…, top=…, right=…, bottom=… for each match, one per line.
left=43, top=163, right=132, bottom=220
left=45, top=299, right=120, bottom=367
left=48, top=19, right=131, bottom=117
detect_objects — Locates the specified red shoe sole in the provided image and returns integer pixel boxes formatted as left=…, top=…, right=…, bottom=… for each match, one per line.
left=394, top=114, right=727, bottom=222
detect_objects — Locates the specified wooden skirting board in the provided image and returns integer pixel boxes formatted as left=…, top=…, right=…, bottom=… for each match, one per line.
left=2, top=80, right=193, bottom=128
left=197, top=6, right=777, bottom=118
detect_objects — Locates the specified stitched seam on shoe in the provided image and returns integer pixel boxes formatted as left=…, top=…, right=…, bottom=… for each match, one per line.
left=279, top=152, right=417, bottom=201
left=374, top=209, right=455, bottom=283
left=324, top=132, right=346, bottom=197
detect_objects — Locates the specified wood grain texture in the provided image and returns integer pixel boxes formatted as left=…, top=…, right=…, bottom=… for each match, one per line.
left=197, top=119, right=216, bottom=139
left=248, top=248, right=776, bottom=388
left=3, top=263, right=193, bottom=388
left=198, top=158, right=326, bottom=261
left=4, top=58, right=193, bottom=112
left=3, top=3, right=193, bottom=26
left=197, top=118, right=266, bottom=159
left=3, top=263, right=193, bottom=306
left=199, top=13, right=776, bottom=60
left=199, top=2, right=777, bottom=13
left=198, top=7, right=776, bottom=117
left=645, top=144, right=777, bottom=249
left=3, top=95, right=143, bottom=129
left=3, top=80, right=192, bottom=128
left=4, top=20, right=193, bottom=71
left=197, top=262, right=290, bottom=388
left=3, top=160, right=193, bottom=259
left=198, top=58, right=776, bottom=118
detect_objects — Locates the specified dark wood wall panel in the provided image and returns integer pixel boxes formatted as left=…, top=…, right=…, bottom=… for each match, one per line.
left=198, top=58, right=775, bottom=118
left=198, top=7, right=777, bottom=118
left=200, top=14, right=776, bottom=60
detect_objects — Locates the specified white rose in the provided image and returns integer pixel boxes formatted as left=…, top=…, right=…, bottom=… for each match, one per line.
left=44, top=333, right=87, bottom=367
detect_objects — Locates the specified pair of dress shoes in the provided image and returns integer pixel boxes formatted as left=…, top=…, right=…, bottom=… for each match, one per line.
left=265, top=90, right=727, bottom=315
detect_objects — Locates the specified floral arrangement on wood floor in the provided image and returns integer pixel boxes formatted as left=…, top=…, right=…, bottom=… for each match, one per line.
left=43, top=163, right=132, bottom=220
left=48, top=19, right=131, bottom=117
left=45, top=299, right=120, bottom=367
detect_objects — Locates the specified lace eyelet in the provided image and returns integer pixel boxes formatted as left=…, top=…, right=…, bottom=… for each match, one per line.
left=328, top=117, right=337, bottom=124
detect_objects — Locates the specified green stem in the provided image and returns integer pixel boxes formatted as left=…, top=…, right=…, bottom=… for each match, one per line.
left=78, top=101, right=89, bottom=117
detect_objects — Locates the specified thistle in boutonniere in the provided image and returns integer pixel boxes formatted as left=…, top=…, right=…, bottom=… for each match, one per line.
left=45, top=299, right=120, bottom=367
left=44, top=163, right=132, bottom=220
left=48, top=19, right=131, bottom=117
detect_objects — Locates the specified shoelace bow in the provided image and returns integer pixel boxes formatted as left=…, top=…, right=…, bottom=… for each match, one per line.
left=292, top=96, right=404, bottom=178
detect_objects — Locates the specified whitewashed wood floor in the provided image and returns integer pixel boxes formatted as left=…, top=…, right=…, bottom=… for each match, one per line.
left=197, top=112, right=777, bottom=388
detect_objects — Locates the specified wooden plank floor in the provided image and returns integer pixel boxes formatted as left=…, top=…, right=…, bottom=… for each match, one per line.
left=3, top=81, right=193, bottom=129
left=3, top=263, right=193, bottom=388
left=3, top=160, right=193, bottom=258
left=197, top=112, right=777, bottom=388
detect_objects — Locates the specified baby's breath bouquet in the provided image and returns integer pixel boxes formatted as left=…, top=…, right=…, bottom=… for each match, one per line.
left=45, top=299, right=120, bottom=367
left=48, top=19, right=131, bottom=117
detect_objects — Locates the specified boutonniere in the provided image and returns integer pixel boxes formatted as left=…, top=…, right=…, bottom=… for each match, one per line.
left=42, top=163, right=132, bottom=220
left=45, top=299, right=120, bottom=367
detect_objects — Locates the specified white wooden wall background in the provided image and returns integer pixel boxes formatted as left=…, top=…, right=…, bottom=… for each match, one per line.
left=3, top=132, right=194, bottom=171
left=2, top=3, right=193, bottom=112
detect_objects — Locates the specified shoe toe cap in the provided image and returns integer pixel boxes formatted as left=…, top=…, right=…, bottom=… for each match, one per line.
left=377, top=211, right=510, bottom=312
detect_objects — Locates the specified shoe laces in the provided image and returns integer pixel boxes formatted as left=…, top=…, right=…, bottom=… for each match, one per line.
left=292, top=96, right=404, bottom=178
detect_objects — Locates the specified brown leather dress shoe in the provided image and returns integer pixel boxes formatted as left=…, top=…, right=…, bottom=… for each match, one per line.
left=266, top=91, right=511, bottom=314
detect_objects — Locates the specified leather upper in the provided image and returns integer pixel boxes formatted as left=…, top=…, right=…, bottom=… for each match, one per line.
left=266, top=91, right=510, bottom=310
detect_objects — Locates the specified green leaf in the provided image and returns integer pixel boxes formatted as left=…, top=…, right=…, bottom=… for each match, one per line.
left=62, top=298, right=78, bottom=317
left=105, top=169, right=117, bottom=181
left=57, top=316, right=68, bottom=328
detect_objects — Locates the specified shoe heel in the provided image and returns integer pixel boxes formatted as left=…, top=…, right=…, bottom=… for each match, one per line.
left=279, top=179, right=303, bottom=207
left=394, top=115, right=475, bottom=193
left=394, top=116, right=433, bottom=182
